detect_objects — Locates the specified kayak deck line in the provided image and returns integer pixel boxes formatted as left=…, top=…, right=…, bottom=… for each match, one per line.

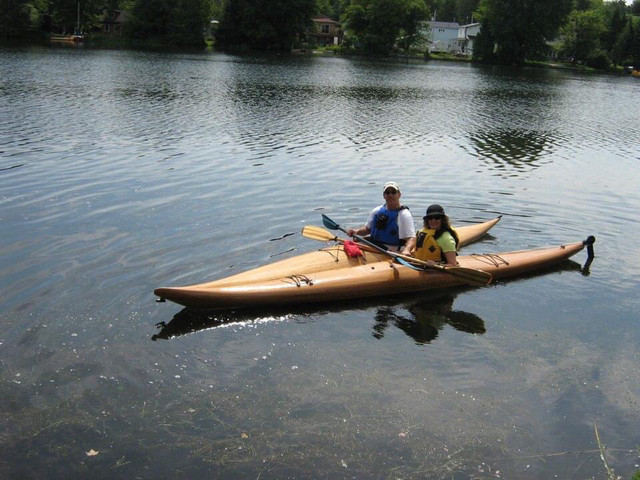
left=467, top=253, right=510, bottom=267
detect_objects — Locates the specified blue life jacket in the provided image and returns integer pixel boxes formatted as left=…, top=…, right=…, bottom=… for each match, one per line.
left=370, top=206, right=408, bottom=246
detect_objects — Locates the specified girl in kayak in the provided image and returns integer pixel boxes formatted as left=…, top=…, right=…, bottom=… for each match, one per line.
left=346, top=181, right=415, bottom=252
left=402, top=204, right=459, bottom=266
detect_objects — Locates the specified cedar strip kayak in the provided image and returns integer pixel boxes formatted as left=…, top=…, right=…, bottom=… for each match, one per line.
left=154, top=230, right=594, bottom=310
left=177, top=216, right=501, bottom=289
left=155, top=239, right=594, bottom=309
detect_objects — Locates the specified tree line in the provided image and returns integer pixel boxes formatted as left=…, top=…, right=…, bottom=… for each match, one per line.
left=2, top=0, right=640, bottom=68
left=473, top=0, right=640, bottom=68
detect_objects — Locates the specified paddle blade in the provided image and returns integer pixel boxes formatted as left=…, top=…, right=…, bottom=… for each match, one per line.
left=301, top=225, right=338, bottom=243
left=444, top=266, right=493, bottom=287
left=322, top=214, right=340, bottom=231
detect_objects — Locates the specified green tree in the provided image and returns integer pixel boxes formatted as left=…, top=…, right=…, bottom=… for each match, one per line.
left=432, top=0, right=456, bottom=21
left=127, top=0, right=211, bottom=45
left=128, top=0, right=173, bottom=39
left=397, top=0, right=429, bottom=51
left=51, top=0, right=104, bottom=33
left=343, top=0, right=427, bottom=54
left=632, top=18, right=640, bottom=68
left=171, top=0, right=211, bottom=44
left=342, top=1, right=365, bottom=41
left=611, top=17, right=633, bottom=66
left=456, top=0, right=480, bottom=24
left=362, top=0, right=407, bottom=53
left=473, top=0, right=573, bottom=65
left=344, top=0, right=401, bottom=54
left=216, top=0, right=316, bottom=50
left=207, top=0, right=223, bottom=20
left=575, top=0, right=593, bottom=11
left=559, top=9, right=607, bottom=66
left=631, top=0, right=640, bottom=16
left=316, top=0, right=348, bottom=20
left=601, top=0, right=627, bottom=54
left=0, top=0, right=46, bottom=38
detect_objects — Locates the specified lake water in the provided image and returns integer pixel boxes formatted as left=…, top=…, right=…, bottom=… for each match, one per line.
left=1, top=45, right=639, bottom=479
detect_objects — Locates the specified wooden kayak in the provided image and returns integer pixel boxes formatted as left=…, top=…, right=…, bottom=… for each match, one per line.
left=167, top=216, right=500, bottom=290
left=154, top=216, right=498, bottom=308
left=154, top=236, right=594, bottom=309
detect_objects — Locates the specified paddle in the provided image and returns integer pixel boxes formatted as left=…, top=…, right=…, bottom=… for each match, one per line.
left=316, top=214, right=493, bottom=287
left=303, top=223, right=492, bottom=286
left=302, top=226, right=423, bottom=271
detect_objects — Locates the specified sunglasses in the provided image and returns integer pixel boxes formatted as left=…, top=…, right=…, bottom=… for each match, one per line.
left=427, top=215, right=443, bottom=220
left=384, top=189, right=398, bottom=194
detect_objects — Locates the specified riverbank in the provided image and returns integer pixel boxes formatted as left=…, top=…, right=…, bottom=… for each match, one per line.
left=312, top=46, right=637, bottom=74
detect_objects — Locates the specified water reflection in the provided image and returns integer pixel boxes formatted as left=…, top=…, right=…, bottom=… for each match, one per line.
left=152, top=257, right=592, bottom=341
left=151, top=307, right=294, bottom=340
left=468, top=128, right=555, bottom=174
left=373, top=294, right=486, bottom=345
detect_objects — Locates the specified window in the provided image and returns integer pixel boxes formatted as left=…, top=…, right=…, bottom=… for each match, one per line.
left=321, top=24, right=330, bottom=34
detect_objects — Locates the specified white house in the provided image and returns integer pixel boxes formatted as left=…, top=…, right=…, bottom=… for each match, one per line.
left=457, top=22, right=481, bottom=56
left=422, top=20, right=460, bottom=53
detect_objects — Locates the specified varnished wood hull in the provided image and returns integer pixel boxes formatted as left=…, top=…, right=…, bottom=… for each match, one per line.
left=155, top=239, right=590, bottom=308
left=185, top=217, right=501, bottom=289
left=155, top=218, right=501, bottom=308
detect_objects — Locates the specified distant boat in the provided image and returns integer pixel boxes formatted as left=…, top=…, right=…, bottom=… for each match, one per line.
left=50, top=2, right=84, bottom=44
left=50, top=33, right=84, bottom=43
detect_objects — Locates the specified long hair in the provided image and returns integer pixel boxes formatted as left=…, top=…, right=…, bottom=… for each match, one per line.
left=423, top=215, right=459, bottom=248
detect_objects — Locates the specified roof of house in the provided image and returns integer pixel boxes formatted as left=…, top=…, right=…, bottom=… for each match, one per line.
left=102, top=9, right=129, bottom=24
left=428, top=21, right=460, bottom=29
left=311, top=16, right=340, bottom=24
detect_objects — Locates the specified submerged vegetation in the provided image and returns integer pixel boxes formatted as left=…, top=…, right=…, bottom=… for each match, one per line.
left=2, top=356, right=639, bottom=478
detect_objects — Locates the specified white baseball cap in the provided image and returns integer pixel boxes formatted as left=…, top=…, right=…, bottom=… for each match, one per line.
left=383, top=181, right=400, bottom=192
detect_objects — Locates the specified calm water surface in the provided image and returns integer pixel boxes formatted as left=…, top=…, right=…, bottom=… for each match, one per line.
left=1, top=45, right=640, bottom=479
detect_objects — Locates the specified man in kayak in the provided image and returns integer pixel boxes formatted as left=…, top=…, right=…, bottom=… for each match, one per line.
left=401, top=204, right=459, bottom=266
left=346, top=181, right=415, bottom=252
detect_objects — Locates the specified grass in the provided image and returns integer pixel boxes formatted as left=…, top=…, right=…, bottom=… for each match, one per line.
left=594, top=420, right=618, bottom=480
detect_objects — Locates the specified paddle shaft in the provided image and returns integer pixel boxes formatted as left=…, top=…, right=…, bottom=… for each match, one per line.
left=321, top=215, right=450, bottom=269
left=336, top=224, right=452, bottom=272
left=341, top=226, right=403, bottom=259
left=305, top=224, right=481, bottom=272
left=320, top=215, right=492, bottom=286
left=340, top=229, right=422, bottom=271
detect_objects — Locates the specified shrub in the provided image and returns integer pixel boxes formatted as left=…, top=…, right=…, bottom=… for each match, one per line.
left=586, top=50, right=611, bottom=70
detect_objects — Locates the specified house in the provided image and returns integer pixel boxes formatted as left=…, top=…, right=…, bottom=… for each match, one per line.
left=101, top=9, right=128, bottom=35
left=457, top=22, right=480, bottom=56
left=422, top=20, right=460, bottom=53
left=308, top=16, right=343, bottom=46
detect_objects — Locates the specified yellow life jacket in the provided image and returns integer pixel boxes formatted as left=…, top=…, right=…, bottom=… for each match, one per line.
left=413, top=228, right=442, bottom=261
left=413, top=227, right=459, bottom=262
